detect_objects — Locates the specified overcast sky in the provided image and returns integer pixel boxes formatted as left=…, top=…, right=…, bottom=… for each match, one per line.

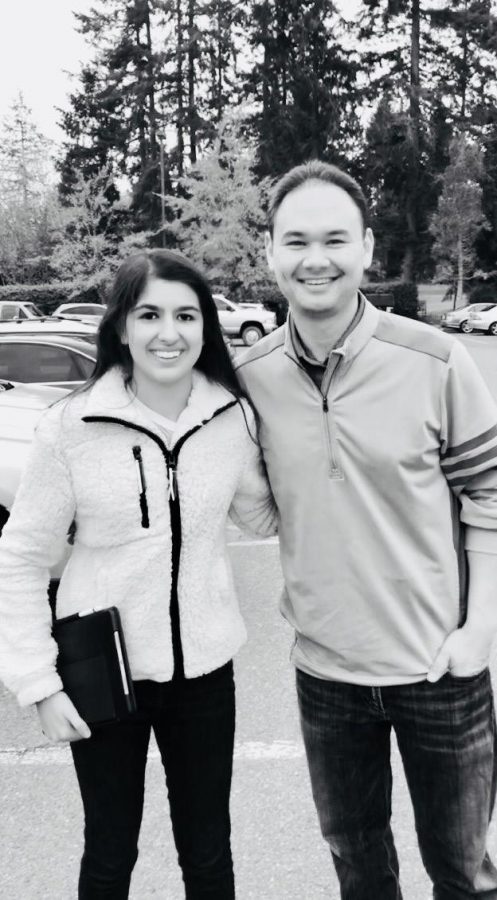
left=0, top=0, right=361, bottom=146
left=0, top=0, right=92, bottom=143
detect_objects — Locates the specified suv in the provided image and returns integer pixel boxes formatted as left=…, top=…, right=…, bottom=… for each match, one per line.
left=0, top=333, right=96, bottom=388
left=213, top=294, right=277, bottom=345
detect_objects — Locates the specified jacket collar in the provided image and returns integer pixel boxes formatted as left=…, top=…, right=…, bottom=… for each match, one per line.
left=81, top=366, right=238, bottom=443
left=284, top=292, right=380, bottom=366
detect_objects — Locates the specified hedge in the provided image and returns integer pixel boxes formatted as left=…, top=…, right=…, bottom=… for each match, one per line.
left=363, top=281, right=419, bottom=320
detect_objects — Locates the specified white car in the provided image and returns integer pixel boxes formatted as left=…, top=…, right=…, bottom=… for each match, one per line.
left=54, top=302, right=107, bottom=325
left=0, top=380, right=71, bottom=596
left=0, top=318, right=98, bottom=340
left=213, top=294, right=277, bottom=345
left=440, top=303, right=496, bottom=333
left=0, top=379, right=67, bottom=527
left=466, top=304, right=497, bottom=335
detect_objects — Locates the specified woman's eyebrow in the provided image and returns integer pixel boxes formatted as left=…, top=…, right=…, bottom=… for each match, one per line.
left=133, top=303, right=200, bottom=312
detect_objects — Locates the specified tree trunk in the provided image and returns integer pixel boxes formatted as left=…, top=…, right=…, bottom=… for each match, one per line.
left=144, top=0, right=157, bottom=163
left=188, top=0, right=197, bottom=162
left=403, top=0, right=420, bottom=283
left=176, top=0, right=185, bottom=177
left=456, top=232, right=464, bottom=306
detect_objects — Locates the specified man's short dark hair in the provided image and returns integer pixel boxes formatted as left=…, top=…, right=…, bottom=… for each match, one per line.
left=267, top=160, right=369, bottom=235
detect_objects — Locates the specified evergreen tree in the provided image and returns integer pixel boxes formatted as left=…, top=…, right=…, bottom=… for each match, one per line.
left=166, top=116, right=270, bottom=297
left=429, top=135, right=488, bottom=304
left=245, top=0, right=361, bottom=177
left=0, top=95, right=56, bottom=283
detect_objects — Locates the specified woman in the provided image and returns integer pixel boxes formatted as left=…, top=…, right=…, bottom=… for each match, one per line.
left=0, top=249, right=277, bottom=899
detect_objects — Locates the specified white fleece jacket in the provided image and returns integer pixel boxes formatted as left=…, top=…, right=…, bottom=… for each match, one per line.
left=0, top=367, right=277, bottom=706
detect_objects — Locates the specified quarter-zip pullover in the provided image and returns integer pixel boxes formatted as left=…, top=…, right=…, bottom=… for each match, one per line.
left=236, top=298, right=497, bottom=686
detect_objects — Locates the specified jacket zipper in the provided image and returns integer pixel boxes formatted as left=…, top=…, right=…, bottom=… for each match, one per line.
left=83, top=401, right=238, bottom=675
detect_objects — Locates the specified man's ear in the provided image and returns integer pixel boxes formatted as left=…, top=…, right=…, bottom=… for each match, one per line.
left=363, top=228, right=375, bottom=270
left=264, top=231, right=275, bottom=272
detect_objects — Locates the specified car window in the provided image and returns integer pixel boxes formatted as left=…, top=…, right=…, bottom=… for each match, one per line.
left=214, top=297, right=230, bottom=311
left=0, top=304, right=22, bottom=321
left=75, top=351, right=96, bottom=378
left=0, top=343, right=83, bottom=382
left=24, top=303, right=43, bottom=316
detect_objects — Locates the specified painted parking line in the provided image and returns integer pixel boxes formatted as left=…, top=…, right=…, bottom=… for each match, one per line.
left=0, top=738, right=304, bottom=766
left=227, top=537, right=279, bottom=547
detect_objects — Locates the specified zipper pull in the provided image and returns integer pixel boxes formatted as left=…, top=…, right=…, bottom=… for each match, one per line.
left=322, top=395, right=329, bottom=412
left=167, top=458, right=177, bottom=501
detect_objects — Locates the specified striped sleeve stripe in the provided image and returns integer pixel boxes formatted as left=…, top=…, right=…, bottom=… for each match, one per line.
left=446, top=465, right=497, bottom=488
left=441, top=423, right=497, bottom=459
left=442, top=444, right=497, bottom=477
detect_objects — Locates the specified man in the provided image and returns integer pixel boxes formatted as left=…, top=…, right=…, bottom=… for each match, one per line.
left=235, top=160, right=497, bottom=899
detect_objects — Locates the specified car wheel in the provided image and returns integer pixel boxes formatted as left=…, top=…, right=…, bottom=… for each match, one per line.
left=460, top=320, right=474, bottom=333
left=241, top=324, right=264, bottom=346
left=489, top=323, right=497, bottom=336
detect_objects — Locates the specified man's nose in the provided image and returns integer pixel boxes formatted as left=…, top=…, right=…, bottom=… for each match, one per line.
left=301, top=243, right=329, bottom=268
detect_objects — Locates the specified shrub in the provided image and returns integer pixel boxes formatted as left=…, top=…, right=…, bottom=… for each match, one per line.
left=392, top=282, right=418, bottom=319
left=0, top=283, right=71, bottom=315
left=363, top=281, right=419, bottom=319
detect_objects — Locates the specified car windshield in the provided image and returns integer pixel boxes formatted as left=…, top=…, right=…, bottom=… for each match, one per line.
left=24, top=303, right=43, bottom=316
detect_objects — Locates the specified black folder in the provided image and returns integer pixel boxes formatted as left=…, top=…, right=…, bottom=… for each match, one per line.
left=53, top=607, right=137, bottom=726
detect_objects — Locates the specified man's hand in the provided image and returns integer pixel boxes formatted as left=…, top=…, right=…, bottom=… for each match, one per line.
left=36, top=691, right=91, bottom=742
left=427, top=625, right=492, bottom=683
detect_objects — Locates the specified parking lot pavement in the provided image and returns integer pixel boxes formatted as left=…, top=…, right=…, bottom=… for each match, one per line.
left=2, top=541, right=497, bottom=899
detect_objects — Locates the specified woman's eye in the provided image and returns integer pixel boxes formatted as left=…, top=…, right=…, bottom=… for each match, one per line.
left=177, top=312, right=198, bottom=322
left=138, top=311, right=157, bottom=320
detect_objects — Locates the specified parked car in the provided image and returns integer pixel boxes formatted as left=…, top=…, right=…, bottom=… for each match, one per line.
left=440, top=303, right=496, bottom=333
left=0, top=317, right=98, bottom=340
left=54, top=302, right=107, bottom=325
left=0, top=379, right=71, bottom=600
left=466, top=304, right=497, bottom=335
left=213, top=294, right=277, bottom=345
left=0, top=333, right=97, bottom=388
left=0, top=300, right=46, bottom=321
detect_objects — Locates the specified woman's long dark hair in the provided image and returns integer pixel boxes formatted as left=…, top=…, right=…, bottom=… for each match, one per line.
left=85, top=249, right=244, bottom=399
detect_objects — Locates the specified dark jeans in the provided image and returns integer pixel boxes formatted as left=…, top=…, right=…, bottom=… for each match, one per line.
left=71, top=661, right=236, bottom=900
left=296, top=667, right=497, bottom=900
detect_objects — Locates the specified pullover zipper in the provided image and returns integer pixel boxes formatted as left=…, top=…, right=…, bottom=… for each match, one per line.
left=83, top=401, right=238, bottom=676
left=286, top=355, right=343, bottom=479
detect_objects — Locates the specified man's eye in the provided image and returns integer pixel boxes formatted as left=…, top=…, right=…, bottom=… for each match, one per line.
left=285, top=240, right=305, bottom=247
left=327, top=239, right=345, bottom=246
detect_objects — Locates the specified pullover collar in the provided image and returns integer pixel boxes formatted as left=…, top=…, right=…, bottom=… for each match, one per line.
left=285, top=292, right=380, bottom=368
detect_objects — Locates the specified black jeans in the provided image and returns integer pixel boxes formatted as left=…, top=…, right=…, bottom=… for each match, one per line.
left=71, top=661, right=236, bottom=900
left=297, top=667, right=497, bottom=900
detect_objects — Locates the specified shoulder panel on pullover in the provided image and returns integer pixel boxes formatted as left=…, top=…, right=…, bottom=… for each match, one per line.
left=373, top=311, right=453, bottom=363
left=234, top=325, right=286, bottom=372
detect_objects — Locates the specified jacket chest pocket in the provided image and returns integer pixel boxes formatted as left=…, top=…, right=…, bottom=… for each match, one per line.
left=69, top=438, right=165, bottom=538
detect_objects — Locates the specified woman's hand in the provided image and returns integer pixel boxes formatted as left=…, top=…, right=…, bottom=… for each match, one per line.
left=36, top=691, right=91, bottom=743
